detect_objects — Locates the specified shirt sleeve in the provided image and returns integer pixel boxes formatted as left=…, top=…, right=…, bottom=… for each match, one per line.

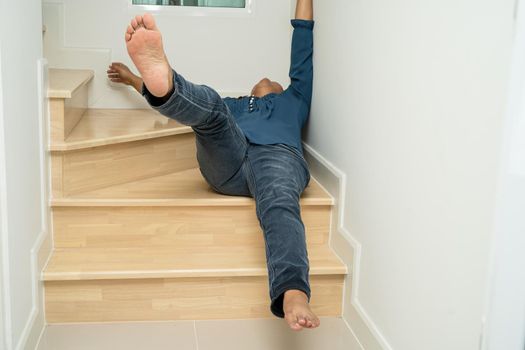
left=288, top=19, right=315, bottom=105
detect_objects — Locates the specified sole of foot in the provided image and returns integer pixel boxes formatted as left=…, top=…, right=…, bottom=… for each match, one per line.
left=283, top=290, right=321, bottom=331
left=125, top=13, right=173, bottom=98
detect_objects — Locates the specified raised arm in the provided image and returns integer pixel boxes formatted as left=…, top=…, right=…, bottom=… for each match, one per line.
left=288, top=0, right=314, bottom=104
left=295, top=0, right=313, bottom=20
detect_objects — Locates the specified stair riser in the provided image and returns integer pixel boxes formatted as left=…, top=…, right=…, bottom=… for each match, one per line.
left=50, top=83, right=88, bottom=143
left=44, top=275, right=344, bottom=323
left=51, top=206, right=331, bottom=249
left=52, top=133, right=197, bottom=197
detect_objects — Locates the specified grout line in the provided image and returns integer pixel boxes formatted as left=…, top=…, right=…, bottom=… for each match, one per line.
left=34, top=322, right=47, bottom=350
left=193, top=320, right=200, bottom=350
left=342, top=316, right=365, bottom=350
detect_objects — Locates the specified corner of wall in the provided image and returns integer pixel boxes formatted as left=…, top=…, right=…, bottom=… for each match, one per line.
left=303, top=141, right=388, bottom=350
left=16, top=59, right=54, bottom=350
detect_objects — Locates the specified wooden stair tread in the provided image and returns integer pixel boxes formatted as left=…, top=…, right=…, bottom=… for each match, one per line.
left=51, top=168, right=334, bottom=207
left=43, top=245, right=347, bottom=281
left=48, top=68, right=94, bottom=98
left=52, top=109, right=193, bottom=151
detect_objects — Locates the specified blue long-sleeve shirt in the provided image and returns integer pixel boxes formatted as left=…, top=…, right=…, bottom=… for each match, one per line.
left=223, top=19, right=314, bottom=153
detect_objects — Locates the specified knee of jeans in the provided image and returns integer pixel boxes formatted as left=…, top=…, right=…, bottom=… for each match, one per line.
left=255, top=184, right=302, bottom=220
left=259, top=179, right=302, bottom=201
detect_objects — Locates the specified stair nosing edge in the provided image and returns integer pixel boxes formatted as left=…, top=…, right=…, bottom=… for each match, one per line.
left=49, top=197, right=335, bottom=207
left=48, top=69, right=94, bottom=98
left=50, top=126, right=194, bottom=152
left=43, top=266, right=348, bottom=282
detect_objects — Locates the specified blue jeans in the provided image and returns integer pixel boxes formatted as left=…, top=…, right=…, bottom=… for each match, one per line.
left=143, top=71, right=311, bottom=318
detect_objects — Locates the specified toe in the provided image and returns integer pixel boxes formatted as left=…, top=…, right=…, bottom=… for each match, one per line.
left=143, top=13, right=158, bottom=30
left=125, top=32, right=132, bottom=41
left=127, top=25, right=134, bottom=35
left=290, top=321, right=303, bottom=331
left=135, top=15, right=144, bottom=28
left=285, top=314, right=303, bottom=332
left=131, top=18, right=139, bottom=30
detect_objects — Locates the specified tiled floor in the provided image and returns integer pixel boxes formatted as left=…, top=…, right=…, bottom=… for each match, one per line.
left=37, top=317, right=362, bottom=350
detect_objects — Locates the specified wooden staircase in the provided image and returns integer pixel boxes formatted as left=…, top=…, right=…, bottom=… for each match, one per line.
left=43, top=69, right=348, bottom=323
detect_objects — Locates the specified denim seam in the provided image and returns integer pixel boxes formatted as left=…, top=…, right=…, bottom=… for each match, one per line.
left=174, top=93, right=231, bottom=127
left=178, top=83, right=223, bottom=111
left=273, top=144, right=309, bottom=172
left=245, top=156, right=277, bottom=296
left=172, top=71, right=221, bottom=110
left=227, top=117, right=248, bottom=149
left=177, top=92, right=214, bottom=113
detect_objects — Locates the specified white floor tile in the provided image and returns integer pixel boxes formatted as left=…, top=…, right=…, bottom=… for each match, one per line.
left=36, top=318, right=361, bottom=350
left=195, top=317, right=361, bottom=350
left=37, top=321, right=197, bottom=350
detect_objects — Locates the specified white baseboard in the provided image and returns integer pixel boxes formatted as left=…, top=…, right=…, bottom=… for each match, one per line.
left=16, top=58, right=54, bottom=350
left=16, top=229, right=52, bottom=350
left=303, top=142, right=392, bottom=350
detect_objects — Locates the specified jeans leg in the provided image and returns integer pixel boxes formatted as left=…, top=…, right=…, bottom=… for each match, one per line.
left=142, top=70, right=248, bottom=191
left=244, top=144, right=312, bottom=318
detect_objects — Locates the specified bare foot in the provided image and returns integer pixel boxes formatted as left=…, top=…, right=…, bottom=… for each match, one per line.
left=125, top=14, right=173, bottom=97
left=283, top=289, right=321, bottom=331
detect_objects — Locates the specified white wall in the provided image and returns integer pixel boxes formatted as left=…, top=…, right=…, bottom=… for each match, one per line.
left=0, top=0, right=49, bottom=349
left=305, top=0, right=515, bottom=349
left=0, top=30, right=7, bottom=350
left=42, top=0, right=294, bottom=108
left=482, top=1, right=525, bottom=348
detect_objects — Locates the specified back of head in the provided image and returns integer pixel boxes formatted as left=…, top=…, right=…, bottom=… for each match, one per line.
left=251, top=78, right=284, bottom=97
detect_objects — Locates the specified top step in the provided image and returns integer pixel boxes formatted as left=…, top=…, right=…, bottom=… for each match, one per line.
left=48, top=68, right=94, bottom=98
left=51, top=109, right=192, bottom=151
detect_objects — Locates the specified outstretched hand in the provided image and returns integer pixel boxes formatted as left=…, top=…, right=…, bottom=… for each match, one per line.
left=107, top=62, right=143, bottom=93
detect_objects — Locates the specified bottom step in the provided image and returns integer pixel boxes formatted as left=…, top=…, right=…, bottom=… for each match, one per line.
left=45, top=275, right=344, bottom=323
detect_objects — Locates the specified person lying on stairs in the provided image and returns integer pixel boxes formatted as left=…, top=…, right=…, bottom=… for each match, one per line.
left=107, top=0, right=318, bottom=332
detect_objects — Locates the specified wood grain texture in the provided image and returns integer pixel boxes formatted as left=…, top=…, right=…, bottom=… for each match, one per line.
left=50, top=98, right=66, bottom=143
left=48, top=69, right=94, bottom=98
left=43, top=245, right=347, bottom=281
left=51, top=109, right=193, bottom=151
left=44, top=74, right=346, bottom=323
left=51, top=154, right=64, bottom=198
left=53, top=134, right=197, bottom=196
left=50, top=85, right=88, bottom=143
left=52, top=206, right=331, bottom=249
left=51, top=169, right=334, bottom=206
left=44, top=275, right=344, bottom=322
left=63, top=84, right=88, bottom=139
